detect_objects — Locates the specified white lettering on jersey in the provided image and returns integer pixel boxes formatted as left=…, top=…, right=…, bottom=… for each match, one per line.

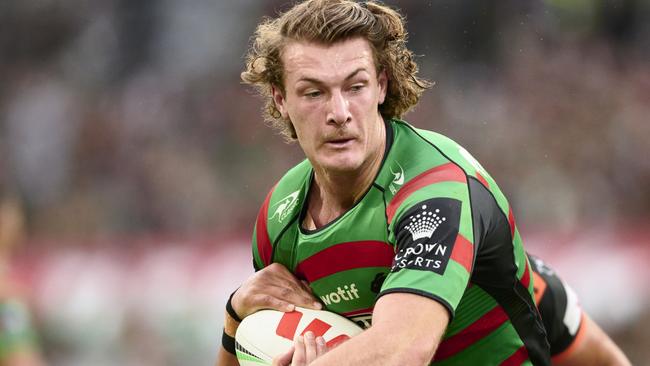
left=319, top=283, right=360, bottom=305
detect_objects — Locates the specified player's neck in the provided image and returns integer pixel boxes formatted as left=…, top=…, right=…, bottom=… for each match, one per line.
left=306, top=126, right=386, bottom=229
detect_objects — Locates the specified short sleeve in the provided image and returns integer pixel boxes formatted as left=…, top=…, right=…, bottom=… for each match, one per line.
left=380, top=181, right=475, bottom=318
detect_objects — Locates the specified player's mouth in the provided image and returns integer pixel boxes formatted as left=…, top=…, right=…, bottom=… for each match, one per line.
left=325, top=137, right=355, bottom=148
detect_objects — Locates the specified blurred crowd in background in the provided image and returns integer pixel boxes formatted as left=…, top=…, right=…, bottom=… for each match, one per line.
left=0, top=0, right=649, bottom=365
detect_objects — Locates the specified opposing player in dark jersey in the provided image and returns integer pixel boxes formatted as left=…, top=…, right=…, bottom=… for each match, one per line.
left=215, top=1, right=627, bottom=365
left=529, top=255, right=630, bottom=366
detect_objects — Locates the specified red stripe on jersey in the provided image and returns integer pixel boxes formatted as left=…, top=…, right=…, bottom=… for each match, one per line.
left=276, top=310, right=303, bottom=340
left=500, top=346, right=529, bottom=366
left=300, top=319, right=331, bottom=338
left=256, top=186, right=276, bottom=267
left=342, top=307, right=374, bottom=317
left=434, top=306, right=509, bottom=361
left=476, top=171, right=490, bottom=188
left=386, top=163, right=466, bottom=224
left=507, top=207, right=516, bottom=239
left=295, top=241, right=394, bottom=283
left=450, top=234, right=473, bottom=273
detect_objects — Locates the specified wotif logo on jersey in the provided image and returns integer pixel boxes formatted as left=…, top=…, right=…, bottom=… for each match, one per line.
left=319, top=283, right=360, bottom=305
left=270, top=190, right=300, bottom=222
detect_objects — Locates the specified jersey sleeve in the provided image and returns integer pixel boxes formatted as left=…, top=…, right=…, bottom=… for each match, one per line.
left=251, top=186, right=276, bottom=271
left=380, top=170, right=474, bottom=318
left=529, top=255, right=585, bottom=357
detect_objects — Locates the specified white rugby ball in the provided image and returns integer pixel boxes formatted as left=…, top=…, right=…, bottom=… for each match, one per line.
left=235, top=307, right=363, bottom=365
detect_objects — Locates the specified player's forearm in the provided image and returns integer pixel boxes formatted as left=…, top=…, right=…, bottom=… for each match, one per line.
left=309, top=324, right=436, bottom=366
left=216, top=310, right=241, bottom=366
left=308, top=293, right=448, bottom=366
left=215, top=347, right=239, bottom=366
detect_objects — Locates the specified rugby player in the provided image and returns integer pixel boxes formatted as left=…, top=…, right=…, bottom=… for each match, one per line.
left=217, top=1, right=629, bottom=365
left=528, top=255, right=630, bottom=366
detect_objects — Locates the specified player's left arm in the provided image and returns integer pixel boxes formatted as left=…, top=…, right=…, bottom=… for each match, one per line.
left=552, top=314, right=631, bottom=366
left=274, top=291, right=449, bottom=366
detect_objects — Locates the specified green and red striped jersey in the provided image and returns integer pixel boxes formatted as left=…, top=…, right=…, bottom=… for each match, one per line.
left=251, top=119, right=550, bottom=365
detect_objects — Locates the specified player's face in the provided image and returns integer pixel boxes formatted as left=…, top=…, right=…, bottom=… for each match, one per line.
left=273, top=37, right=388, bottom=175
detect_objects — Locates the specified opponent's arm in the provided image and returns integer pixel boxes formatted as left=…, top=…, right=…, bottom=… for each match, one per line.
left=552, top=314, right=630, bottom=366
left=216, top=263, right=322, bottom=366
left=276, top=292, right=449, bottom=366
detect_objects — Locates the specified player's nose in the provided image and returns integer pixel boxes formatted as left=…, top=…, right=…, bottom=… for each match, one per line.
left=327, top=90, right=351, bottom=126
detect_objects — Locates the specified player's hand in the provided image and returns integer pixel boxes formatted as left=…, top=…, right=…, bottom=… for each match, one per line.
left=231, top=263, right=322, bottom=319
left=272, top=332, right=328, bottom=366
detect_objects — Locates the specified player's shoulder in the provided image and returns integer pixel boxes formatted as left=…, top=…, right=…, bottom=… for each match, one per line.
left=262, top=159, right=311, bottom=231
left=388, top=120, right=493, bottom=190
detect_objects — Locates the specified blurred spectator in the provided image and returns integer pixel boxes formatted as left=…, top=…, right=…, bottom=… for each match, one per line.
left=0, top=197, right=45, bottom=366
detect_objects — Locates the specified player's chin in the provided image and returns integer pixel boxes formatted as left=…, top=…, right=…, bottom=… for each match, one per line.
left=320, top=154, right=364, bottom=173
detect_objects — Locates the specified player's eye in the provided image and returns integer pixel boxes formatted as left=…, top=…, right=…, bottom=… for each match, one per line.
left=305, top=90, right=322, bottom=98
left=350, top=84, right=364, bottom=92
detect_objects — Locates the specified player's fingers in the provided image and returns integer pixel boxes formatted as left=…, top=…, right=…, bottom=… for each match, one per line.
left=254, top=293, right=296, bottom=313
left=262, top=265, right=321, bottom=310
left=315, top=336, right=327, bottom=356
left=271, top=345, right=294, bottom=366
left=299, top=280, right=314, bottom=293
left=271, top=285, right=321, bottom=311
left=292, top=335, right=306, bottom=366
left=303, top=331, right=317, bottom=362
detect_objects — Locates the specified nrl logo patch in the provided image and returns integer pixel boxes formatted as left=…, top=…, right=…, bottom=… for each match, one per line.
left=270, top=190, right=300, bottom=222
left=389, top=162, right=405, bottom=195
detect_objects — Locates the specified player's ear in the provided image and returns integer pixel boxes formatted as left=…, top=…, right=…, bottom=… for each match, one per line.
left=272, top=85, right=289, bottom=119
left=377, top=69, right=387, bottom=105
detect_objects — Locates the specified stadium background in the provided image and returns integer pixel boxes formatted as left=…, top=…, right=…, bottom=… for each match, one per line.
left=1, top=0, right=649, bottom=365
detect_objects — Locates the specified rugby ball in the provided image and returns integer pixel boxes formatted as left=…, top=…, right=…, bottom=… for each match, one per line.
left=235, top=307, right=363, bottom=365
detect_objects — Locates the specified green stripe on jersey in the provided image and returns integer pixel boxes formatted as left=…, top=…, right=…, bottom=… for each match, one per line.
left=443, top=286, right=498, bottom=338
left=311, top=267, right=385, bottom=312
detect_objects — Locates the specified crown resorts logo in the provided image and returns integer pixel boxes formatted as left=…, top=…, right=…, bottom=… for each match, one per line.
left=404, top=204, right=446, bottom=241
left=271, top=190, right=300, bottom=223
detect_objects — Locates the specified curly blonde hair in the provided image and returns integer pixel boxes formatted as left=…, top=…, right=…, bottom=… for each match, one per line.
left=241, top=0, right=431, bottom=140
